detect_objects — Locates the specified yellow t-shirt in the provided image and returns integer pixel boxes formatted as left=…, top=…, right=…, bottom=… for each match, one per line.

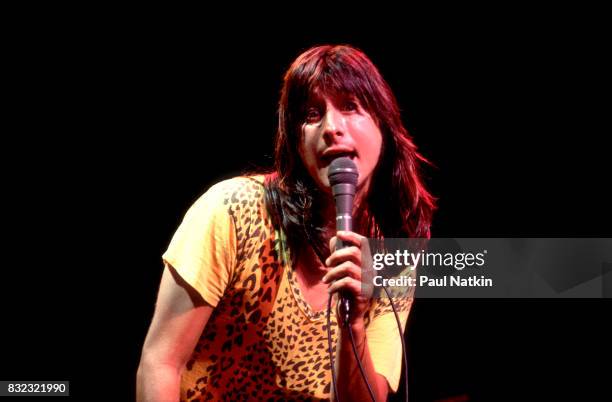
left=163, top=175, right=412, bottom=401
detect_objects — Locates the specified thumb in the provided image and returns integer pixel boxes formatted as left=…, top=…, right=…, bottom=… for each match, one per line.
left=329, top=236, right=337, bottom=253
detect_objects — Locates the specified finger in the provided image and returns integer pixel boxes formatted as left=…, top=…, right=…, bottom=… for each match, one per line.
left=322, top=261, right=361, bottom=284
left=336, top=231, right=365, bottom=248
left=329, top=236, right=337, bottom=253
left=325, top=246, right=361, bottom=267
left=326, top=276, right=363, bottom=296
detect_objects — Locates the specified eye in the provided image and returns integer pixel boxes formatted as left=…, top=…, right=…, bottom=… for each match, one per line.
left=342, top=100, right=359, bottom=112
left=305, top=107, right=322, bottom=123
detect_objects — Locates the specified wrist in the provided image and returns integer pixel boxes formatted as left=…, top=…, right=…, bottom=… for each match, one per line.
left=343, top=318, right=366, bottom=334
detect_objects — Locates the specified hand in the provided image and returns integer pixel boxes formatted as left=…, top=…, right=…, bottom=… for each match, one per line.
left=322, top=231, right=374, bottom=327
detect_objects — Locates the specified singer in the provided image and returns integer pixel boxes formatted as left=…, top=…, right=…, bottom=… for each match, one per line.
left=137, top=45, right=435, bottom=401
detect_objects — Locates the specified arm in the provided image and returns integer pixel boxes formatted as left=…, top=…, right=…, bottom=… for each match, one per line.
left=136, top=264, right=214, bottom=402
left=324, top=231, right=389, bottom=402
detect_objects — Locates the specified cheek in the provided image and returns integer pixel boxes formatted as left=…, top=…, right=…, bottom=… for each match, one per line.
left=370, top=123, right=383, bottom=161
left=359, top=125, right=383, bottom=166
left=299, top=128, right=318, bottom=167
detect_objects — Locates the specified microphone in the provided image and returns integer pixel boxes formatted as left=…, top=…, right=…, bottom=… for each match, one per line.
left=327, top=156, right=359, bottom=326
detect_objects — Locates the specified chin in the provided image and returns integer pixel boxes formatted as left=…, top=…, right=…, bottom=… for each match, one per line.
left=357, top=175, right=373, bottom=193
left=319, top=177, right=332, bottom=192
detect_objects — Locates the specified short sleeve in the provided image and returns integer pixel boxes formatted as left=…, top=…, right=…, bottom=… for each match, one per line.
left=366, top=296, right=413, bottom=393
left=162, top=180, right=237, bottom=307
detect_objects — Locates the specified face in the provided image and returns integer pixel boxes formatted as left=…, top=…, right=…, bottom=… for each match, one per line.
left=299, top=93, right=383, bottom=193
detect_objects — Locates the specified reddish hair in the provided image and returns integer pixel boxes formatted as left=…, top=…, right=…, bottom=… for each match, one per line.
left=266, top=45, right=436, bottom=257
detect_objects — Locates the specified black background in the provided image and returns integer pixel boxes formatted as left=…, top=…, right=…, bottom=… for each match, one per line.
left=2, top=7, right=610, bottom=401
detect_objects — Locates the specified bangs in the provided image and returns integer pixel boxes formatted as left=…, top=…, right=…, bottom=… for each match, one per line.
left=309, top=65, right=373, bottom=109
left=287, top=46, right=380, bottom=118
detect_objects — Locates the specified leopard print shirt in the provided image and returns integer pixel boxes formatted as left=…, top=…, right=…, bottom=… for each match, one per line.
left=163, top=176, right=411, bottom=401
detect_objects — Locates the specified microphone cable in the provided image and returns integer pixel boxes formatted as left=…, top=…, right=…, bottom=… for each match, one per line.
left=348, top=315, right=377, bottom=402
left=326, top=292, right=377, bottom=402
left=302, top=213, right=407, bottom=401
left=326, top=288, right=410, bottom=402
left=307, top=234, right=375, bottom=402
left=307, top=234, right=405, bottom=402
left=305, top=234, right=409, bottom=402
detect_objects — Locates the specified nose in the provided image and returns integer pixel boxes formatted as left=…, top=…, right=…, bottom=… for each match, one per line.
left=322, top=106, right=345, bottom=144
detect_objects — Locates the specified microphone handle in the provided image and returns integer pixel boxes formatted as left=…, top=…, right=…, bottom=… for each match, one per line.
left=335, top=195, right=353, bottom=327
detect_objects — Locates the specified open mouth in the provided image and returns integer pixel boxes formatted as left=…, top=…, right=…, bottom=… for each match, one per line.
left=320, top=150, right=357, bottom=166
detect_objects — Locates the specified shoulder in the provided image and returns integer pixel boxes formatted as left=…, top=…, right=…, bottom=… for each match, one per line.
left=189, top=175, right=267, bottom=212
left=183, top=175, right=273, bottom=239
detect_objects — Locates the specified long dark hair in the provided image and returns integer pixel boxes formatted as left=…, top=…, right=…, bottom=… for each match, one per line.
left=265, top=45, right=436, bottom=261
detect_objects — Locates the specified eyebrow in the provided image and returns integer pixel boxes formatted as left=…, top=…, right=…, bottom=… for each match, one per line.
left=305, top=92, right=360, bottom=107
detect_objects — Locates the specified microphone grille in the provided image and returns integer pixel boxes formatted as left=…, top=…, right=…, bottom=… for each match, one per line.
left=328, top=157, right=358, bottom=186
